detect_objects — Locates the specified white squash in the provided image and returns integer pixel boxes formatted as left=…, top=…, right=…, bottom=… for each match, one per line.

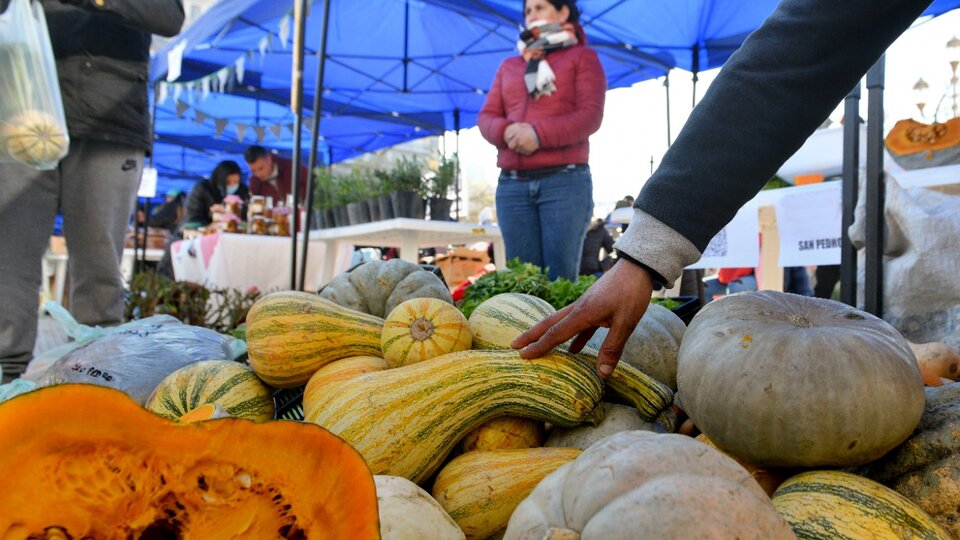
left=375, top=475, right=465, bottom=540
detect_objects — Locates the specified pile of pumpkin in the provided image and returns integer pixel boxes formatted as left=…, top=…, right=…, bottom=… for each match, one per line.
left=1, top=258, right=959, bottom=539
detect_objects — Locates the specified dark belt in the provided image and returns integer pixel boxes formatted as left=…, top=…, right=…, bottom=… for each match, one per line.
left=502, top=163, right=589, bottom=180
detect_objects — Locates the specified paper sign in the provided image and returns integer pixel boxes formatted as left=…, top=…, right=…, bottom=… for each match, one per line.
left=686, top=204, right=760, bottom=269
left=774, top=182, right=842, bottom=267
left=138, top=167, right=158, bottom=198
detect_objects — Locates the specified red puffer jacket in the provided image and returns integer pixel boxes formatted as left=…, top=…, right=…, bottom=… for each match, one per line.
left=478, top=45, right=606, bottom=171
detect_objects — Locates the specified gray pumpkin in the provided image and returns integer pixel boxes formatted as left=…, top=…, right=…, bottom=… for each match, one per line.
left=319, top=259, right=453, bottom=318
left=586, top=303, right=685, bottom=390
left=545, top=403, right=654, bottom=450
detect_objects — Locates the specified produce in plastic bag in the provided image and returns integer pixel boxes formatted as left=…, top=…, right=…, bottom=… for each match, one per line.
left=34, top=305, right=236, bottom=405
left=0, top=0, right=69, bottom=169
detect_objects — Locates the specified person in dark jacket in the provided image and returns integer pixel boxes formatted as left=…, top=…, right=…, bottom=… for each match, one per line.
left=478, top=0, right=605, bottom=281
left=0, top=0, right=184, bottom=382
left=512, top=0, right=937, bottom=378
left=147, top=189, right=186, bottom=233
left=184, top=160, right=249, bottom=227
left=579, top=218, right=613, bottom=277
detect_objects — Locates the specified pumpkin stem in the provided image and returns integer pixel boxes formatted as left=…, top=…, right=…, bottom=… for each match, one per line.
left=544, top=528, right=581, bottom=540
left=788, top=314, right=813, bottom=328
left=409, top=318, right=435, bottom=341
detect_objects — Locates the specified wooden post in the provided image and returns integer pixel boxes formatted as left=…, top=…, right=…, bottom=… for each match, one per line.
left=757, top=205, right=784, bottom=292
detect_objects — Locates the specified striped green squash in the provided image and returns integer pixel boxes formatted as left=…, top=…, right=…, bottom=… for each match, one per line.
left=381, top=297, right=472, bottom=368
left=145, top=360, right=274, bottom=422
left=305, top=349, right=603, bottom=484
left=468, top=293, right=673, bottom=424
left=246, top=291, right=384, bottom=387
left=772, top=470, right=951, bottom=539
left=467, top=293, right=556, bottom=350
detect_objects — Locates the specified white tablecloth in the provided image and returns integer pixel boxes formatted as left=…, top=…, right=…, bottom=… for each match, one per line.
left=171, top=233, right=330, bottom=292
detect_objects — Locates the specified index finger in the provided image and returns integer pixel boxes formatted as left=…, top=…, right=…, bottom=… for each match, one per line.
left=515, top=304, right=597, bottom=359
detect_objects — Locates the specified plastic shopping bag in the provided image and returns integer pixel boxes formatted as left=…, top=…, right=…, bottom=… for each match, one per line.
left=29, top=302, right=239, bottom=405
left=0, top=0, right=69, bottom=169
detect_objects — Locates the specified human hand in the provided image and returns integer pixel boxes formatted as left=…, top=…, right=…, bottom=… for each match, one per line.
left=506, top=123, right=540, bottom=155
left=503, top=123, right=524, bottom=148
left=512, top=258, right=654, bottom=378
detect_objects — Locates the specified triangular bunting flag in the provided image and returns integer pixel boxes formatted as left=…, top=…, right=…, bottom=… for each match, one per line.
left=269, top=124, right=283, bottom=139
left=215, top=118, right=229, bottom=139
left=286, top=123, right=296, bottom=136
left=259, top=36, right=270, bottom=59
left=217, top=68, right=230, bottom=92
left=235, top=123, right=248, bottom=141
left=253, top=125, right=267, bottom=144
left=235, top=56, right=246, bottom=84
left=195, top=110, right=208, bottom=125
left=279, top=15, right=291, bottom=49
left=301, top=117, right=312, bottom=133
left=175, top=100, right=190, bottom=119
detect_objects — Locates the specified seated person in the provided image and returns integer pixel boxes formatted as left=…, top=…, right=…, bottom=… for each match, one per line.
left=184, top=160, right=249, bottom=227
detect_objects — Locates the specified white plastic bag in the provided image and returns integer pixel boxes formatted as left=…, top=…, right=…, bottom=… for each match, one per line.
left=849, top=177, right=960, bottom=350
left=29, top=302, right=240, bottom=404
left=0, top=0, right=69, bottom=169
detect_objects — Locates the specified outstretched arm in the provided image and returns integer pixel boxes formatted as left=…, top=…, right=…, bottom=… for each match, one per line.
left=515, top=0, right=933, bottom=377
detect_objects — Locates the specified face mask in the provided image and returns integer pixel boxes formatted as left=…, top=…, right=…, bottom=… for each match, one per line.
left=226, top=184, right=240, bottom=195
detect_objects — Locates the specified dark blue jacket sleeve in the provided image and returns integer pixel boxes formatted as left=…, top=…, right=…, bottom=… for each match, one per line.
left=634, top=0, right=932, bottom=251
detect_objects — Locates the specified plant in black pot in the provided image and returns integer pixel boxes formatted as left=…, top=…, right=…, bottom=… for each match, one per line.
left=344, top=167, right=373, bottom=225
left=331, top=173, right=354, bottom=227
left=373, top=168, right=395, bottom=220
left=388, top=156, right=425, bottom=219
left=427, top=153, right=457, bottom=221
left=311, top=167, right=335, bottom=229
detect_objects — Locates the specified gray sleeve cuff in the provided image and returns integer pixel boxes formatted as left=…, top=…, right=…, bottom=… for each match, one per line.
left=612, top=209, right=702, bottom=286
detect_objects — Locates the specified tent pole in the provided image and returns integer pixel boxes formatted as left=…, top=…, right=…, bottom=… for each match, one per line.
left=691, top=44, right=700, bottom=108
left=454, top=108, right=461, bottom=221
left=298, top=0, right=332, bottom=292
left=840, top=82, right=861, bottom=307
left=403, top=0, right=410, bottom=92
left=864, top=56, right=885, bottom=317
left=288, top=0, right=310, bottom=291
left=663, top=71, right=672, bottom=147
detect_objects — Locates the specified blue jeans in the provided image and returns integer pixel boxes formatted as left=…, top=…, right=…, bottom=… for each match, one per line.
left=496, top=167, right=593, bottom=281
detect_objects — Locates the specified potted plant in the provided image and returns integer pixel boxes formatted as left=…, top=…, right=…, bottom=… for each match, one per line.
left=388, top=156, right=425, bottom=219
left=426, top=154, right=457, bottom=221
left=344, top=167, right=373, bottom=225
left=331, top=173, right=353, bottom=227
left=311, top=167, right=335, bottom=229
left=374, top=168, right=395, bottom=220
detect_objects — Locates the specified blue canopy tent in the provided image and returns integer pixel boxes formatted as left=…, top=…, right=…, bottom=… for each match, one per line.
left=149, top=0, right=674, bottom=190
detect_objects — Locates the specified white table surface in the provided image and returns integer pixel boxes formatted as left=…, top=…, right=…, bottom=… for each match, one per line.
left=309, top=218, right=505, bottom=285
left=171, top=233, right=328, bottom=292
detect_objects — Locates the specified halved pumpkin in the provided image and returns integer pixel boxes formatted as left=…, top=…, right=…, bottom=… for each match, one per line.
left=0, top=384, right=379, bottom=539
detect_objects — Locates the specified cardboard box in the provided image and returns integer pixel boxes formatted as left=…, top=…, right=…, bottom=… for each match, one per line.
left=435, top=246, right=490, bottom=289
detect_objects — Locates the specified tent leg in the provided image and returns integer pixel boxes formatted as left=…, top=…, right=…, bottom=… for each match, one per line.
left=840, top=82, right=861, bottom=307
left=289, top=0, right=310, bottom=291
left=298, top=0, right=332, bottom=292
left=663, top=72, right=672, bottom=147
left=454, top=108, right=461, bottom=221
left=863, top=56, right=885, bottom=317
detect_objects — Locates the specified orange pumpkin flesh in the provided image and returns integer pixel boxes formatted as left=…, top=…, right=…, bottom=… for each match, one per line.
left=0, top=384, right=379, bottom=539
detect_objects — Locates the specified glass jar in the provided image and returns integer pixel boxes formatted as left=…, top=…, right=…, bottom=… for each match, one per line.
left=225, top=219, right=238, bottom=233
left=250, top=216, right=267, bottom=235
left=275, top=214, right=290, bottom=237
left=225, top=200, right=242, bottom=217
left=248, top=196, right=266, bottom=219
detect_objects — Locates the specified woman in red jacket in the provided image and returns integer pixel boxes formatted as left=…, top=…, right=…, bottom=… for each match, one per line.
left=478, top=0, right=605, bottom=281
